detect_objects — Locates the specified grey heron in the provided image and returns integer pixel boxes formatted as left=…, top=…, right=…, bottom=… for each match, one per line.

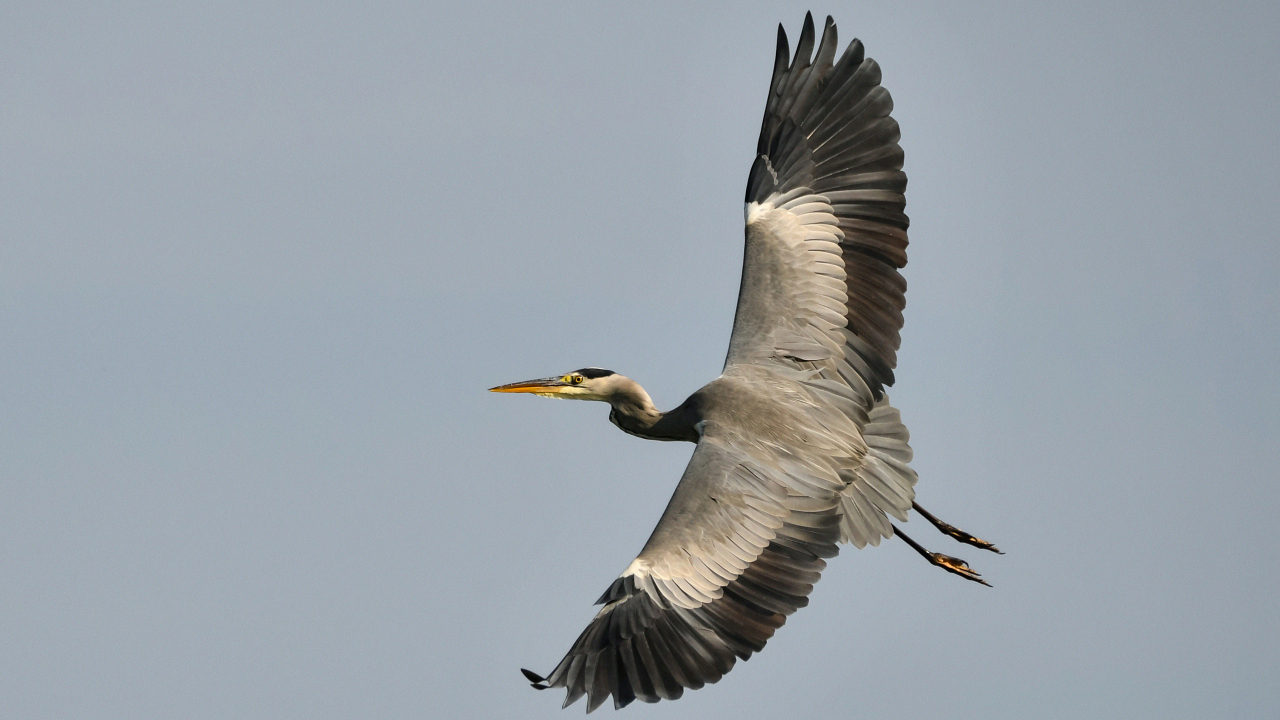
left=491, top=13, right=1000, bottom=712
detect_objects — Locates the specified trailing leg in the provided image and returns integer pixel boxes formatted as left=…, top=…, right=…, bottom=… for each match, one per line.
left=892, top=524, right=990, bottom=586
left=912, top=502, right=1002, bottom=554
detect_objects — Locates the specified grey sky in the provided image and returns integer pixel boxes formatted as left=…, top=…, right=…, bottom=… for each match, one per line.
left=3, top=1, right=1278, bottom=718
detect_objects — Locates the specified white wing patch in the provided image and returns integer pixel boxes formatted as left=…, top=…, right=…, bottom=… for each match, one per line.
left=737, top=190, right=850, bottom=370
left=745, top=189, right=845, bottom=253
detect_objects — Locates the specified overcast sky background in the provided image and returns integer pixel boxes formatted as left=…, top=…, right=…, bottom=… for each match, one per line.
left=3, top=1, right=1278, bottom=718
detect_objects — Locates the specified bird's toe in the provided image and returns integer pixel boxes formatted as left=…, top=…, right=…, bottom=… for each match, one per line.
left=930, top=553, right=992, bottom=587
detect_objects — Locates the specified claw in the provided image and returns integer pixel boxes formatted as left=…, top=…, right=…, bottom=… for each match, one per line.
left=929, top=552, right=991, bottom=587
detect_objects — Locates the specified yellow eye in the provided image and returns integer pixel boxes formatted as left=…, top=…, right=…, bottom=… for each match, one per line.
left=572, top=374, right=584, bottom=384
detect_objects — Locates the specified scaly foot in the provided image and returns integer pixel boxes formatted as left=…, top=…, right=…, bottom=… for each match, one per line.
left=928, top=552, right=991, bottom=587
left=893, top=524, right=993, bottom=587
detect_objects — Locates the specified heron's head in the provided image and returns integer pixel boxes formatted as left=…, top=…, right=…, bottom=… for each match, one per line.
left=489, top=368, right=621, bottom=402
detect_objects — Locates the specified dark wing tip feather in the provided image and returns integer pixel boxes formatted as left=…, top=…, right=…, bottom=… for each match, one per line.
left=522, top=668, right=550, bottom=688
left=814, top=16, right=838, bottom=70
left=775, top=23, right=789, bottom=71
left=793, top=12, right=815, bottom=65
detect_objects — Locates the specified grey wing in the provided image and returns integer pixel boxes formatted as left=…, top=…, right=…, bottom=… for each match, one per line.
left=525, top=433, right=845, bottom=712
left=724, top=14, right=916, bottom=547
left=726, top=13, right=909, bottom=408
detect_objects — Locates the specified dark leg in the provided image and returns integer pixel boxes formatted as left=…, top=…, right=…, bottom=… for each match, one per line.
left=892, top=524, right=991, bottom=587
left=912, top=502, right=1003, bottom=554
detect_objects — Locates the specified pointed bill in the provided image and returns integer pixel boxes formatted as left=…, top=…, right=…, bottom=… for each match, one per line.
left=488, top=377, right=572, bottom=395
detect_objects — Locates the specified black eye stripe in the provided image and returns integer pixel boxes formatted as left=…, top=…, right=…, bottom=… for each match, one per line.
left=573, top=368, right=615, bottom=379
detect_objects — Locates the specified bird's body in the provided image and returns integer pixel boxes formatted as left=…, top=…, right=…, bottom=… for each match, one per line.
left=491, top=13, right=999, bottom=712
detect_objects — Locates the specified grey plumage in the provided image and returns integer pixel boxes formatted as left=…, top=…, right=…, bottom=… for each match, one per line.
left=491, top=13, right=998, bottom=712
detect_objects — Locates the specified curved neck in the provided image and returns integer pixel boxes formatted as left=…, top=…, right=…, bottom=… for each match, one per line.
left=606, top=378, right=697, bottom=442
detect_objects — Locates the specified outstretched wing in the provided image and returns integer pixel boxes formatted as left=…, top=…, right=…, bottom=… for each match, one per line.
left=727, top=13, right=909, bottom=409
left=524, top=428, right=846, bottom=712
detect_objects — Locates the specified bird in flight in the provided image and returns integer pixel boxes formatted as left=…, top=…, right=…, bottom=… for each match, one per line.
left=491, top=13, right=1001, bottom=712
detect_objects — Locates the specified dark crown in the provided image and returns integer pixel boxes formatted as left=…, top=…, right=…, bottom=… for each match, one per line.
left=574, top=368, right=616, bottom=379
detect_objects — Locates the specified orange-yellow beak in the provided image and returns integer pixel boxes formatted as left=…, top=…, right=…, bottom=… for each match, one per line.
left=488, top=377, right=573, bottom=395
